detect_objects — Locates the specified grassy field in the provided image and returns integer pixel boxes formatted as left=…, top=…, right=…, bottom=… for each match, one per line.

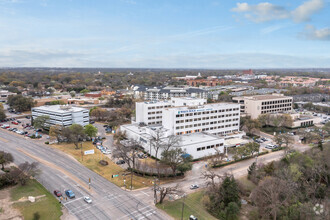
left=51, top=142, right=156, bottom=189
left=157, top=190, right=217, bottom=220
left=11, top=179, right=62, bottom=220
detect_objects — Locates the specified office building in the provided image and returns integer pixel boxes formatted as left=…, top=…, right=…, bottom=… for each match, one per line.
left=121, top=98, right=242, bottom=159
left=233, top=94, right=293, bottom=119
left=32, top=105, right=89, bottom=127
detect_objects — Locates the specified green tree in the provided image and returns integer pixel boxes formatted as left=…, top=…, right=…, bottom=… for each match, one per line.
left=80, top=89, right=90, bottom=94
left=0, top=108, right=6, bottom=121
left=7, top=95, right=34, bottom=112
left=68, top=124, right=85, bottom=149
left=248, top=162, right=257, bottom=180
left=0, top=151, right=13, bottom=170
left=49, top=125, right=63, bottom=142
left=84, top=124, right=98, bottom=138
left=160, top=148, right=192, bottom=175
left=33, top=115, right=50, bottom=130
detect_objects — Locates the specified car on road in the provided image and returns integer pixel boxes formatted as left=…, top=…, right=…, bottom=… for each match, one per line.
left=190, top=184, right=199, bottom=190
left=54, top=190, right=62, bottom=197
left=116, top=160, right=125, bottom=165
left=84, top=196, right=92, bottom=204
left=65, top=190, right=75, bottom=199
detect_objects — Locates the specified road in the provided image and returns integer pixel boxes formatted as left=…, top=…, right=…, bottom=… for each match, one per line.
left=0, top=129, right=170, bottom=220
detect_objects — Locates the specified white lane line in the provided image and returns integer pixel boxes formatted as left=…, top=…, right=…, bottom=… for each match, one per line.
left=118, top=205, right=152, bottom=220
left=63, top=197, right=84, bottom=205
left=137, top=210, right=156, bottom=220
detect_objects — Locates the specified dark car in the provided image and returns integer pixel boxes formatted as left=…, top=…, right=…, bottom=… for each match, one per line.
left=116, top=160, right=125, bottom=165
left=54, top=190, right=62, bottom=197
left=65, top=190, right=75, bottom=199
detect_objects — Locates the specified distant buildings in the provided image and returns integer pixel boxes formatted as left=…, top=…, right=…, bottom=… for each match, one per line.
left=0, top=90, right=17, bottom=102
left=187, top=77, right=230, bottom=87
left=121, top=97, right=243, bottom=159
left=32, top=105, right=89, bottom=127
left=233, top=94, right=293, bottom=119
left=132, top=85, right=207, bottom=100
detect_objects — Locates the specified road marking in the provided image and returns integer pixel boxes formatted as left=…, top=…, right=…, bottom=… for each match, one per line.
left=118, top=205, right=152, bottom=219
left=18, top=148, right=93, bottom=193
left=0, top=136, right=8, bottom=143
left=63, top=196, right=84, bottom=205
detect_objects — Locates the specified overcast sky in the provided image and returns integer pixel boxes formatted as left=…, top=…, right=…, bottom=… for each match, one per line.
left=0, top=0, right=329, bottom=68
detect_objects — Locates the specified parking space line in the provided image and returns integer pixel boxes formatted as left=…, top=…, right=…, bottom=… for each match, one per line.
left=0, top=137, right=8, bottom=142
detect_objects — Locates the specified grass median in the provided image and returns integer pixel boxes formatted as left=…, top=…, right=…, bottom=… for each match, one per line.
left=11, top=179, right=62, bottom=220
left=51, top=142, right=155, bottom=189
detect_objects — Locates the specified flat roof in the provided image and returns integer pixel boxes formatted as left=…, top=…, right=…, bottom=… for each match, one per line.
left=244, top=94, right=292, bottom=101
left=121, top=124, right=223, bottom=146
left=32, top=105, right=88, bottom=113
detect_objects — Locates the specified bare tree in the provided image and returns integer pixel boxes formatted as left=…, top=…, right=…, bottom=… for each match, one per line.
left=158, top=184, right=182, bottom=204
left=251, top=177, right=295, bottom=220
left=150, top=129, right=165, bottom=159
left=16, top=162, right=41, bottom=185
left=202, top=171, right=223, bottom=189
left=113, top=139, right=139, bottom=190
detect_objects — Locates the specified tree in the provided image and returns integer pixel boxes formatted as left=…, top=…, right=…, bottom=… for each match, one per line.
left=49, top=125, right=63, bottom=142
left=69, top=91, right=76, bottom=98
left=90, top=108, right=109, bottom=121
left=33, top=115, right=50, bottom=130
left=0, top=108, right=6, bottom=121
left=160, top=148, right=192, bottom=175
left=7, top=95, right=34, bottom=112
left=16, top=162, right=40, bottom=185
left=248, top=162, right=257, bottom=180
left=150, top=129, right=165, bottom=160
left=158, top=184, right=182, bottom=204
left=273, top=134, right=285, bottom=148
left=0, top=151, right=13, bottom=170
left=251, top=177, right=295, bottom=220
left=68, top=124, right=85, bottom=149
left=84, top=124, right=98, bottom=138
left=80, top=89, right=90, bottom=94
left=113, top=139, right=139, bottom=190
left=245, top=142, right=260, bottom=156
left=241, top=117, right=261, bottom=136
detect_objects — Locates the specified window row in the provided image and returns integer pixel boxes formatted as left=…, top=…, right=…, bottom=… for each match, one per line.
left=261, top=99, right=292, bottom=105
left=197, top=143, right=224, bottom=151
left=261, top=103, right=291, bottom=110
left=261, top=108, right=291, bottom=114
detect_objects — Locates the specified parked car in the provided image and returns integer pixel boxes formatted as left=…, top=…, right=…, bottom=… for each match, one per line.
left=190, top=184, right=199, bottom=190
left=104, top=150, right=111, bottom=154
left=17, top=120, right=21, bottom=123
left=65, top=190, right=75, bottom=199
left=189, top=215, right=198, bottom=220
left=265, top=144, right=275, bottom=149
left=11, top=121, right=18, bottom=125
left=54, top=190, right=62, bottom=197
left=116, top=160, right=125, bottom=165
left=84, top=196, right=92, bottom=204
left=261, top=137, right=267, bottom=141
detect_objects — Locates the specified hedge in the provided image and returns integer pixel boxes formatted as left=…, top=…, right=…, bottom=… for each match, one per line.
left=271, top=147, right=285, bottom=152
left=128, top=168, right=184, bottom=178
left=212, top=151, right=269, bottom=168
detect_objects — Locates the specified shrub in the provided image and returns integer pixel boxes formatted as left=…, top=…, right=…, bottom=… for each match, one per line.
left=99, top=160, right=108, bottom=166
left=44, top=141, right=49, bottom=144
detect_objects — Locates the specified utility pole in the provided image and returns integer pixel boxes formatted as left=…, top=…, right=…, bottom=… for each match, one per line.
left=153, top=177, right=158, bottom=204
left=181, top=194, right=186, bottom=220
left=81, top=142, right=83, bottom=161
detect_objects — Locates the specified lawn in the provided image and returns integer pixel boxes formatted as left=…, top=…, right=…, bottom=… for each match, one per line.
left=51, top=142, right=156, bottom=189
left=157, top=190, right=217, bottom=220
left=11, top=179, right=62, bottom=220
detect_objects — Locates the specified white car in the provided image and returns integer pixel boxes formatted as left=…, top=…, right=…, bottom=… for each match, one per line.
left=190, top=184, right=199, bottom=190
left=84, top=196, right=92, bottom=204
left=265, top=144, right=275, bottom=149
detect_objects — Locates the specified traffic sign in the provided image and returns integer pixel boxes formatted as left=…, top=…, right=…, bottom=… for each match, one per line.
left=112, top=174, right=119, bottom=178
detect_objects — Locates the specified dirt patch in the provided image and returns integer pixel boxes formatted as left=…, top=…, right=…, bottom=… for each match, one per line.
left=0, top=187, right=23, bottom=220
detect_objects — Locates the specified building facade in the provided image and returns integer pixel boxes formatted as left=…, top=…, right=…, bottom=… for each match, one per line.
left=31, top=105, right=89, bottom=127
left=0, top=90, right=17, bottom=102
left=233, top=94, right=293, bottom=119
left=122, top=98, right=242, bottom=159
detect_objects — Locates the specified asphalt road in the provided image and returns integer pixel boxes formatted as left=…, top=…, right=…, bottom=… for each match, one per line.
left=0, top=129, right=169, bottom=220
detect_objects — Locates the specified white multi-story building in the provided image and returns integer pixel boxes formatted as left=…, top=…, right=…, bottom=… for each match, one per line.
left=31, top=105, right=89, bottom=127
left=122, top=98, right=242, bottom=159
left=0, top=90, right=17, bottom=102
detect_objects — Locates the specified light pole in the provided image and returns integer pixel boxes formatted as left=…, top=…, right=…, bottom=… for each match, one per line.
left=181, top=193, right=186, bottom=220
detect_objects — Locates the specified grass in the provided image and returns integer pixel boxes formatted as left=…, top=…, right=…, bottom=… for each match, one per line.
left=51, top=142, right=156, bottom=189
left=157, top=190, right=217, bottom=220
left=11, top=179, right=62, bottom=220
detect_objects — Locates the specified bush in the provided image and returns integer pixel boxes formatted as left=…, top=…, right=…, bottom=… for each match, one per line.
left=212, top=151, right=269, bottom=168
left=272, top=147, right=285, bottom=152
left=44, top=141, right=49, bottom=144
left=128, top=168, right=184, bottom=178
left=99, top=160, right=108, bottom=166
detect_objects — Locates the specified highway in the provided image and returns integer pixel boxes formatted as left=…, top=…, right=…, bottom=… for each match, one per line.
left=0, top=129, right=169, bottom=220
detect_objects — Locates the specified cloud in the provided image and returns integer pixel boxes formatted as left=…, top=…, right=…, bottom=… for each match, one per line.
left=300, top=24, right=330, bottom=40
left=260, top=23, right=291, bottom=35
left=232, top=0, right=324, bottom=23
left=292, top=0, right=324, bottom=22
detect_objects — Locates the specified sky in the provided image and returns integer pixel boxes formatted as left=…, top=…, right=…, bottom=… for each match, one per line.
left=0, top=0, right=329, bottom=68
